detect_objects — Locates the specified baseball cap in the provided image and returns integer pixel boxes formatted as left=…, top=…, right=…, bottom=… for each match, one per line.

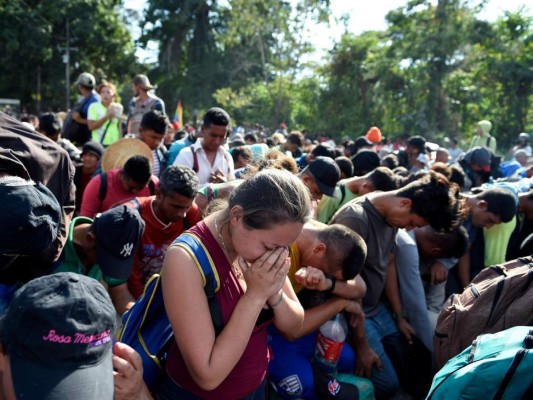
left=308, top=156, right=341, bottom=197
left=518, top=132, right=529, bottom=141
left=133, top=74, right=154, bottom=90
left=365, top=126, right=382, bottom=144
left=0, top=176, right=61, bottom=257
left=82, top=140, right=105, bottom=160
left=93, top=205, right=145, bottom=280
left=354, top=136, right=374, bottom=148
left=464, top=146, right=492, bottom=172
left=74, top=72, right=96, bottom=88
left=2, top=272, right=116, bottom=400
left=313, top=365, right=360, bottom=400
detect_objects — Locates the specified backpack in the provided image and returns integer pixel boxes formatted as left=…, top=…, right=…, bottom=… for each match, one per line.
left=128, top=97, right=158, bottom=135
left=98, top=172, right=156, bottom=204
left=62, top=96, right=92, bottom=145
left=434, top=256, right=533, bottom=369
left=116, top=232, right=223, bottom=390
left=427, top=326, right=533, bottom=399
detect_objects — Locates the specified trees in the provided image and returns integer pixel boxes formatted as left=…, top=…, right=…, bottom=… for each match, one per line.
left=314, top=1, right=531, bottom=147
left=0, top=0, right=529, bottom=143
left=139, top=0, right=226, bottom=116
left=469, top=11, right=533, bottom=146
left=140, top=0, right=331, bottom=129
left=0, top=0, right=136, bottom=112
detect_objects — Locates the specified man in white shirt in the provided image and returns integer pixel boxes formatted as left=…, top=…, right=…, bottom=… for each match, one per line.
left=173, top=107, right=234, bottom=185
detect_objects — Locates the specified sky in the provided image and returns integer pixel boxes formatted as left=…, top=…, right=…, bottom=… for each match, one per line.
left=126, top=0, right=530, bottom=64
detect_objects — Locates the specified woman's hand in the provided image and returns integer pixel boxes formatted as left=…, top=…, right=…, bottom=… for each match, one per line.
left=238, top=247, right=289, bottom=300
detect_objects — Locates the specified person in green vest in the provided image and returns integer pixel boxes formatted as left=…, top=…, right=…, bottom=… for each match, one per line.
left=87, top=81, right=123, bottom=147
left=469, top=120, right=497, bottom=154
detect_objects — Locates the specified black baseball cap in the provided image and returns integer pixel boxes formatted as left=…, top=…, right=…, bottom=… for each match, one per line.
left=93, top=205, right=145, bottom=280
left=307, top=156, right=341, bottom=197
left=0, top=176, right=61, bottom=257
left=2, top=273, right=116, bottom=400
left=313, top=365, right=360, bottom=399
left=354, top=136, right=374, bottom=148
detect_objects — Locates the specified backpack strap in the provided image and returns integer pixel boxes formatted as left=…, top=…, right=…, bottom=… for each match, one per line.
left=339, top=182, right=347, bottom=204
left=148, top=179, right=156, bottom=195
left=78, top=95, right=92, bottom=117
left=173, top=233, right=223, bottom=335
left=130, top=197, right=142, bottom=213
left=183, top=212, right=190, bottom=231
left=191, top=147, right=199, bottom=173
left=99, top=172, right=108, bottom=204
left=99, top=120, right=112, bottom=144
left=74, top=166, right=83, bottom=189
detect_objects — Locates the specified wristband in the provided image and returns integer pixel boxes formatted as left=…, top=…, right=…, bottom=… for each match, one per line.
left=267, top=291, right=284, bottom=309
left=325, top=274, right=337, bottom=293
left=392, top=309, right=409, bottom=322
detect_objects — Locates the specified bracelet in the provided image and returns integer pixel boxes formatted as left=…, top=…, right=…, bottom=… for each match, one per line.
left=268, top=291, right=284, bottom=309
left=392, top=309, right=409, bottom=322
left=325, top=274, right=337, bottom=293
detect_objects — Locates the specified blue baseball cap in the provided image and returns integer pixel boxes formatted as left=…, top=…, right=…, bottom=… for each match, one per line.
left=0, top=176, right=61, bottom=258
left=93, top=205, right=145, bottom=280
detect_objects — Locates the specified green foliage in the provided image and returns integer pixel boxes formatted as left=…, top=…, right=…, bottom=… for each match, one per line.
left=0, top=0, right=136, bottom=112
left=307, top=0, right=531, bottom=152
left=140, top=0, right=331, bottom=130
left=0, top=0, right=530, bottom=150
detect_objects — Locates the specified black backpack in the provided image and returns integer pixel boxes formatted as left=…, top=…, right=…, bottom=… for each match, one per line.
left=62, top=97, right=92, bottom=145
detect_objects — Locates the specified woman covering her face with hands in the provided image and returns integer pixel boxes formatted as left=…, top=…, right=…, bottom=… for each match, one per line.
left=158, top=169, right=311, bottom=399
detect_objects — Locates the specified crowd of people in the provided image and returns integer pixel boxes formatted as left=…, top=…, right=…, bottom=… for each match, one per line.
left=1, top=71, right=533, bottom=400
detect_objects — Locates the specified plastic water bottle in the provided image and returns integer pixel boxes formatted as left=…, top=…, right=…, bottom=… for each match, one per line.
left=313, top=313, right=348, bottom=375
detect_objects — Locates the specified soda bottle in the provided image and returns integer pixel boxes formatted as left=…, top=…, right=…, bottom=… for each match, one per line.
left=313, top=313, right=348, bottom=375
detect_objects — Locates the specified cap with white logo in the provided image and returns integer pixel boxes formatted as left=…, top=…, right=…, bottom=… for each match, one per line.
left=93, top=205, right=145, bottom=280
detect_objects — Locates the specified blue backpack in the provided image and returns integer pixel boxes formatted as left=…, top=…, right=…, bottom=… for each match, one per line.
left=427, top=326, right=533, bottom=399
left=117, top=232, right=223, bottom=390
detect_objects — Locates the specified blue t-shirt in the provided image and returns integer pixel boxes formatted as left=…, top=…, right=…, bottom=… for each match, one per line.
left=80, top=91, right=101, bottom=118
left=168, top=135, right=195, bottom=165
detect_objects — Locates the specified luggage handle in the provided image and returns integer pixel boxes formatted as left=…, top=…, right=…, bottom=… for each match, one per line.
left=524, top=332, right=533, bottom=349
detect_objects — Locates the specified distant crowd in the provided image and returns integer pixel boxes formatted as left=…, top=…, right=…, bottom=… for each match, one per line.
left=1, top=71, right=533, bottom=400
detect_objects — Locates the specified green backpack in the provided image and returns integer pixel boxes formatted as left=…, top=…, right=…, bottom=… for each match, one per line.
left=427, top=326, right=533, bottom=400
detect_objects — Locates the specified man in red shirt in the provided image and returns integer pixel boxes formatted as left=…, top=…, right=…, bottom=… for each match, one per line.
left=110, top=165, right=201, bottom=314
left=79, top=155, right=158, bottom=218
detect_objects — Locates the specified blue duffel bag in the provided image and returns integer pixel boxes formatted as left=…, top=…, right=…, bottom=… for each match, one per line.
left=427, top=326, right=533, bottom=399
